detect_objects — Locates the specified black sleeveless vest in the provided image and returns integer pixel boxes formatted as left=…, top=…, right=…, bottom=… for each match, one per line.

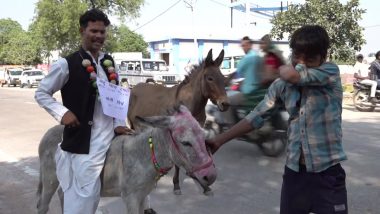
left=60, top=48, right=116, bottom=154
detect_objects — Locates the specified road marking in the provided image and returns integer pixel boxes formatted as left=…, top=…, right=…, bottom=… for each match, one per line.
left=24, top=101, right=37, bottom=105
left=0, top=149, right=39, bottom=177
left=22, top=165, right=39, bottom=177
left=0, top=149, right=19, bottom=163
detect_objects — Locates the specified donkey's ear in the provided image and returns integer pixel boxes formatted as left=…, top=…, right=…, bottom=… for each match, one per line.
left=214, top=49, right=225, bottom=67
left=204, top=49, right=213, bottom=67
left=135, top=116, right=172, bottom=128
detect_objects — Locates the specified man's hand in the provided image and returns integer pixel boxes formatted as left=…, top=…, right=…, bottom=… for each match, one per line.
left=61, top=111, right=80, bottom=128
left=279, top=65, right=301, bottom=84
left=114, top=126, right=135, bottom=135
left=206, top=137, right=223, bottom=154
left=206, top=119, right=255, bottom=154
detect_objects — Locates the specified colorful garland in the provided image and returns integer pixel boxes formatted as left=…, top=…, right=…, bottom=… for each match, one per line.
left=148, top=136, right=172, bottom=180
left=81, top=58, right=118, bottom=101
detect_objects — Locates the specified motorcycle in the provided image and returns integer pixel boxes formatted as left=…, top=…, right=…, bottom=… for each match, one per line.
left=205, top=78, right=289, bottom=157
left=353, top=79, right=380, bottom=112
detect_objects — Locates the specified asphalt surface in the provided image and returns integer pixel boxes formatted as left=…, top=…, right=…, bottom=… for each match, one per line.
left=0, top=86, right=379, bottom=214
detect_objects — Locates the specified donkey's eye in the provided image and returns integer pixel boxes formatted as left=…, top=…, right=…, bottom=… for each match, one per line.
left=181, top=141, right=192, bottom=147
left=207, top=76, right=214, bottom=82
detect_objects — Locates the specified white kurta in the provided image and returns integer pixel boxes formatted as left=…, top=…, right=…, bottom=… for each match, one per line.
left=35, top=51, right=125, bottom=213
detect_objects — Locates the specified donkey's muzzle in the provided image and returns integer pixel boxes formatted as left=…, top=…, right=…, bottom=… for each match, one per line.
left=191, top=159, right=217, bottom=187
left=217, top=100, right=230, bottom=112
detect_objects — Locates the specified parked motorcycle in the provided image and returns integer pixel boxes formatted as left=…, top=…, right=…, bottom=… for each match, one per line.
left=205, top=78, right=288, bottom=157
left=353, top=80, right=380, bottom=112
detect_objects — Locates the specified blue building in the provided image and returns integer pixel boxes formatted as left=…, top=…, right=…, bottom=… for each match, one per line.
left=148, top=37, right=289, bottom=75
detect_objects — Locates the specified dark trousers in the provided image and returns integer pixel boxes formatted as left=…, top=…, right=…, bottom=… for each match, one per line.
left=280, top=164, right=347, bottom=214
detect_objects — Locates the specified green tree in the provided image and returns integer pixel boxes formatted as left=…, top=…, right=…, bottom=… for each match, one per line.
left=0, top=19, right=24, bottom=63
left=86, top=0, right=143, bottom=18
left=270, top=0, right=365, bottom=63
left=0, top=18, right=23, bottom=43
left=32, top=0, right=144, bottom=57
left=2, top=31, right=42, bottom=65
left=105, top=24, right=148, bottom=56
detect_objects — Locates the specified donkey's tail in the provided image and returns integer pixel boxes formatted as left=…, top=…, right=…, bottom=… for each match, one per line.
left=36, top=163, right=44, bottom=212
left=37, top=170, right=42, bottom=196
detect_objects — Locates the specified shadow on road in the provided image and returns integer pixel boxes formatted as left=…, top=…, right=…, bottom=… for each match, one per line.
left=1, top=115, right=379, bottom=214
left=0, top=157, right=53, bottom=214
left=342, top=118, right=380, bottom=214
left=343, top=103, right=380, bottom=112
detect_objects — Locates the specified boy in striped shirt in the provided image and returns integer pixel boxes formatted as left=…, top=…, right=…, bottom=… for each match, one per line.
left=207, top=25, right=347, bottom=214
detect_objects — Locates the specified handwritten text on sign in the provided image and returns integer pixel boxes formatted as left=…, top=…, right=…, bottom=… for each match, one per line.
left=97, top=79, right=130, bottom=120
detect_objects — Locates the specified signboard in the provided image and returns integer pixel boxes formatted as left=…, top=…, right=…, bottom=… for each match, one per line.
left=96, top=79, right=130, bottom=120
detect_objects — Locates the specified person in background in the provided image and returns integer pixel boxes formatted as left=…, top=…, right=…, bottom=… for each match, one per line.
left=221, top=36, right=263, bottom=125
left=260, top=34, right=286, bottom=86
left=369, top=51, right=380, bottom=80
left=208, top=25, right=348, bottom=214
left=354, top=54, right=378, bottom=103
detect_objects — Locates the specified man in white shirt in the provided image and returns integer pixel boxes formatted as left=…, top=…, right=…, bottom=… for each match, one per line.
left=354, top=54, right=378, bottom=103
left=35, top=9, right=131, bottom=214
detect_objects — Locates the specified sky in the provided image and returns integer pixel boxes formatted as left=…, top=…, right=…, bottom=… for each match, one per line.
left=0, top=0, right=379, bottom=55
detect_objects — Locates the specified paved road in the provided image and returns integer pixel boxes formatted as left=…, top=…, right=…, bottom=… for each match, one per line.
left=0, top=87, right=379, bottom=214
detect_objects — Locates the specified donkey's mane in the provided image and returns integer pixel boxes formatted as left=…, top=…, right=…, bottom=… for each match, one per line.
left=182, top=61, right=204, bottom=84
left=175, top=60, right=205, bottom=98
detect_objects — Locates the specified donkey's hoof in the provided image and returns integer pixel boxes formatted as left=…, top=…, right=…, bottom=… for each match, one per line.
left=173, top=189, right=182, bottom=195
left=144, top=208, right=157, bottom=214
left=203, top=189, right=214, bottom=196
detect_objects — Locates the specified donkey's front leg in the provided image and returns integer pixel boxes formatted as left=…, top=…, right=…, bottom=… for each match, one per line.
left=203, top=185, right=213, bottom=196
left=57, top=187, right=64, bottom=213
left=122, top=193, right=143, bottom=214
left=173, top=165, right=182, bottom=195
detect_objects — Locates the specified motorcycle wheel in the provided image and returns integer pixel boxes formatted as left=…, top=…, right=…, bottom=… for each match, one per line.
left=258, top=131, right=287, bottom=157
left=353, top=90, right=375, bottom=112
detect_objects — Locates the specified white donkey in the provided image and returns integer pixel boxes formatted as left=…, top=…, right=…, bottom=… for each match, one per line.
left=37, top=105, right=217, bottom=214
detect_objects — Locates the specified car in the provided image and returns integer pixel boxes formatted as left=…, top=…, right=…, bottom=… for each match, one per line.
left=5, top=68, right=23, bottom=87
left=117, top=59, right=181, bottom=87
left=20, top=69, right=45, bottom=88
left=0, top=69, right=6, bottom=87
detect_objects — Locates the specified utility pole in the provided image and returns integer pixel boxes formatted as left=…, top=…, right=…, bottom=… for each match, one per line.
left=245, top=0, right=250, bottom=35
left=230, top=7, right=233, bottom=28
left=183, top=0, right=198, bottom=61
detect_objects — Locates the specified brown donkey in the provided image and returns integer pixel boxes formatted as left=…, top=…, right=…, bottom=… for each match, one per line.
left=128, top=49, right=229, bottom=195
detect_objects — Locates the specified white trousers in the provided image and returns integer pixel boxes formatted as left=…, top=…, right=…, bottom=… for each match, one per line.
left=360, top=79, right=378, bottom=97
left=56, top=146, right=104, bottom=214
left=63, top=178, right=101, bottom=214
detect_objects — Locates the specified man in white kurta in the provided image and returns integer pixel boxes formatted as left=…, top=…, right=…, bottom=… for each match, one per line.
left=35, top=9, right=130, bottom=214
left=354, top=54, right=378, bottom=102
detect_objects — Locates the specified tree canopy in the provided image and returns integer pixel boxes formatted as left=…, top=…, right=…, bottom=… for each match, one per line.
left=0, top=18, right=23, bottom=43
left=31, top=0, right=145, bottom=57
left=105, top=25, right=148, bottom=56
left=271, top=0, right=365, bottom=63
left=0, top=19, right=41, bottom=64
left=0, top=0, right=146, bottom=65
left=1, top=31, right=41, bottom=65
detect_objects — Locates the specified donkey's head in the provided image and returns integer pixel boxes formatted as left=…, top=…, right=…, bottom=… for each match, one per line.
left=137, top=105, right=217, bottom=188
left=200, top=49, right=229, bottom=111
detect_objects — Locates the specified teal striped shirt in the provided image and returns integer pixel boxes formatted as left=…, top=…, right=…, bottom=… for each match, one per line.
left=246, top=62, right=347, bottom=172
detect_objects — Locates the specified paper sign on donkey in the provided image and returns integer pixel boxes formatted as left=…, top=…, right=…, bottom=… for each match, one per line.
left=97, top=79, right=130, bottom=120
